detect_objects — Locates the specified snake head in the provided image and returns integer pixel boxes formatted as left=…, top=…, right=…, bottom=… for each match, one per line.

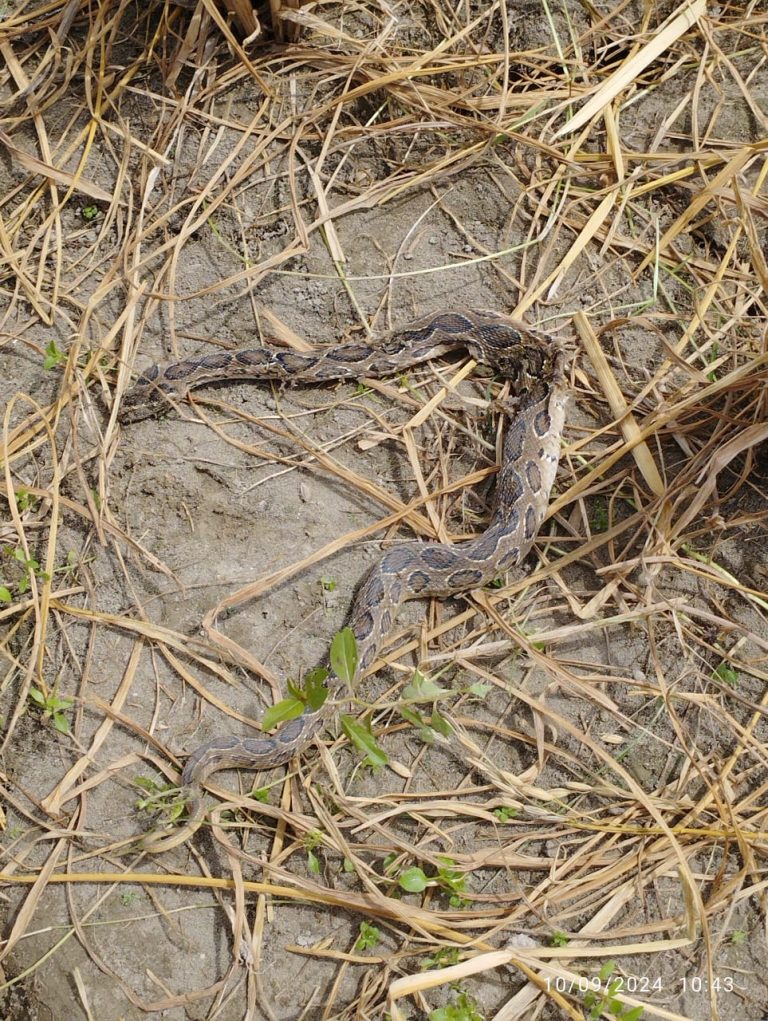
left=118, top=372, right=178, bottom=423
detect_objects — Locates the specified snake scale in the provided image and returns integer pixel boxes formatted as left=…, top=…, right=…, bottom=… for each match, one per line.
left=120, top=310, right=568, bottom=851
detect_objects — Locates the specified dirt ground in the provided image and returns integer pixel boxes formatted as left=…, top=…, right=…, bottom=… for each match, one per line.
left=1, top=2, right=767, bottom=1020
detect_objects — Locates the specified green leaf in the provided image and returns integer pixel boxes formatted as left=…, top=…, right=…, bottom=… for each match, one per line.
left=341, top=715, right=388, bottom=767
left=168, top=801, right=186, bottom=823
left=307, top=848, right=321, bottom=874
left=591, top=499, right=609, bottom=532
left=436, top=857, right=465, bottom=894
left=398, top=866, right=429, bottom=893
left=53, top=712, right=70, bottom=734
left=622, top=1007, right=645, bottom=1021
left=429, top=708, right=452, bottom=737
left=305, top=665, right=329, bottom=710
left=330, top=627, right=358, bottom=684
left=399, top=705, right=437, bottom=744
left=286, top=678, right=304, bottom=701
left=355, top=921, right=381, bottom=951
left=382, top=853, right=398, bottom=874
left=399, top=706, right=425, bottom=729
left=134, top=775, right=161, bottom=792
left=402, top=671, right=449, bottom=702
left=28, top=688, right=47, bottom=707
left=468, top=682, right=491, bottom=698
left=304, top=829, right=322, bottom=850
left=493, top=806, right=517, bottom=822
left=713, top=661, right=739, bottom=685
left=429, top=992, right=484, bottom=1021
left=43, top=340, right=66, bottom=370
left=424, top=947, right=461, bottom=970
left=261, top=696, right=305, bottom=732
left=15, top=488, right=32, bottom=511
left=0, top=586, right=12, bottom=603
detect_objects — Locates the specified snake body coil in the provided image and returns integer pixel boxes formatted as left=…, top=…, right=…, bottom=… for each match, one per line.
left=120, top=310, right=568, bottom=851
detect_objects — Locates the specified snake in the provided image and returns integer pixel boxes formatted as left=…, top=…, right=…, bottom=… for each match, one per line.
left=119, top=310, right=568, bottom=851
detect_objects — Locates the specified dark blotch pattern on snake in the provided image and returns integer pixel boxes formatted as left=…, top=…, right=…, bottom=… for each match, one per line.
left=119, top=309, right=568, bottom=851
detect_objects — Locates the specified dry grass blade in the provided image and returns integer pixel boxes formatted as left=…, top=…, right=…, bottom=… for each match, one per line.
left=0, top=130, right=114, bottom=203
left=576, top=312, right=665, bottom=496
left=554, top=0, right=707, bottom=140
left=1, top=1, right=767, bottom=1018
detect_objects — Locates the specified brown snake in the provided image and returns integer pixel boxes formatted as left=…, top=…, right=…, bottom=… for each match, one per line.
left=120, top=310, right=568, bottom=851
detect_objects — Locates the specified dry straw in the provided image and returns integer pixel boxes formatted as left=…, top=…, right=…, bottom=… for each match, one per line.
left=0, top=0, right=767, bottom=1018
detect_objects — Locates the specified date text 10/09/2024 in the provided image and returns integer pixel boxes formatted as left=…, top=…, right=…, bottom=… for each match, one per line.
left=545, top=975, right=740, bottom=996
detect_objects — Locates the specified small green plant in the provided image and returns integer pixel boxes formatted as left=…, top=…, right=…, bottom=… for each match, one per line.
left=4, top=547, right=50, bottom=598
left=590, top=499, right=609, bottom=532
left=551, top=931, right=570, bottom=947
left=398, top=857, right=468, bottom=907
left=43, top=339, right=66, bottom=370
left=730, top=928, right=747, bottom=945
left=134, top=776, right=188, bottom=825
left=713, top=661, right=739, bottom=686
left=261, top=664, right=329, bottom=730
left=401, top=670, right=451, bottom=703
left=493, top=806, right=518, bottom=822
left=584, top=963, right=644, bottom=1021
left=399, top=866, right=429, bottom=893
left=120, top=891, right=137, bottom=907
left=355, top=921, right=381, bottom=951
left=81, top=205, right=99, bottom=221
left=28, top=687, right=74, bottom=734
left=58, top=550, right=83, bottom=582
left=424, top=947, right=462, bottom=970
left=305, top=829, right=322, bottom=874
left=382, top=852, right=398, bottom=875
left=398, top=669, right=454, bottom=745
left=14, top=487, right=35, bottom=512
left=435, top=856, right=468, bottom=906
left=429, top=991, right=485, bottom=1021
left=320, top=575, right=337, bottom=592
left=341, top=713, right=389, bottom=767
left=261, top=626, right=357, bottom=731
left=399, top=702, right=452, bottom=745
